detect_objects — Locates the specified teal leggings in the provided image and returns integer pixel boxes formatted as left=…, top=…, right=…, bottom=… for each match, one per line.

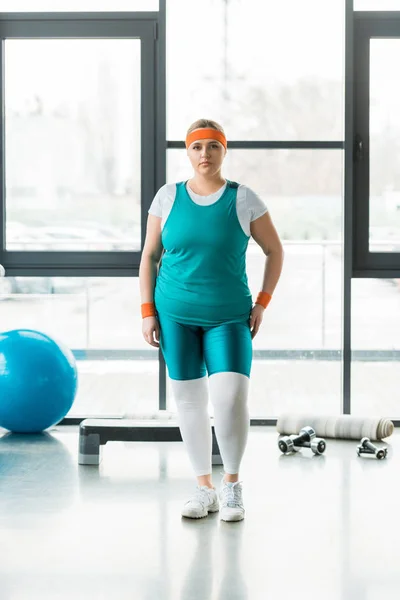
left=157, top=313, right=253, bottom=380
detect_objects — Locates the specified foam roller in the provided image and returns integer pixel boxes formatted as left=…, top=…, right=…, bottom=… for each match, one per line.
left=276, top=414, right=394, bottom=441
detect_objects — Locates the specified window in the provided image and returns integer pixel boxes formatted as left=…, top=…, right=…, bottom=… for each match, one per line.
left=5, top=39, right=141, bottom=252
left=355, top=0, right=400, bottom=8
left=0, top=0, right=158, bottom=10
left=351, top=279, right=400, bottom=417
left=369, top=39, right=400, bottom=252
left=167, top=0, right=344, bottom=141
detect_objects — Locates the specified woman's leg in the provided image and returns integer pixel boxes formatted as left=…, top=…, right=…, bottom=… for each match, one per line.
left=203, top=321, right=252, bottom=479
left=169, top=377, right=213, bottom=483
left=157, top=313, right=214, bottom=485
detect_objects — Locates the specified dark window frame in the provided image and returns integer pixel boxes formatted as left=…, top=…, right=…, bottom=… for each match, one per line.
left=353, top=11, right=400, bottom=276
left=0, top=12, right=159, bottom=277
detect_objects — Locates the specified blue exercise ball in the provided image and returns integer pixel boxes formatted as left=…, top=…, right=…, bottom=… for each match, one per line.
left=0, top=329, right=78, bottom=433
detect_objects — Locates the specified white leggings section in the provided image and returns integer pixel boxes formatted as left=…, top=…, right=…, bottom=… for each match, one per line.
left=170, top=372, right=250, bottom=476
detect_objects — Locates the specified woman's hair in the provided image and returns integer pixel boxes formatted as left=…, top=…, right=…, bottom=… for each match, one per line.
left=186, top=119, right=225, bottom=136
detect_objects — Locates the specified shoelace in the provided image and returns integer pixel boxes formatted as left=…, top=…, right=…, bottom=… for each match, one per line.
left=220, top=481, right=243, bottom=509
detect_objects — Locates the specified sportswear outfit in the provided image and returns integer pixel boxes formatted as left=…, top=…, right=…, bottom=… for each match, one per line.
left=148, top=180, right=268, bottom=519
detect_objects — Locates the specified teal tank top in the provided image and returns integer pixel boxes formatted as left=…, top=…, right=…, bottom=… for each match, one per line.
left=154, top=180, right=253, bottom=326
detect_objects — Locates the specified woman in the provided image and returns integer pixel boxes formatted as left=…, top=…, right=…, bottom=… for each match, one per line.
left=139, top=119, right=284, bottom=521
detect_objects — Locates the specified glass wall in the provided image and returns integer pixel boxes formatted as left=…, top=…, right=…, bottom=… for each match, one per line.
left=167, top=0, right=344, bottom=141
left=0, top=278, right=158, bottom=417
left=355, top=1, right=400, bottom=8
left=0, top=0, right=360, bottom=419
left=369, top=39, right=400, bottom=252
left=5, top=39, right=141, bottom=251
left=351, top=279, right=400, bottom=417
left=0, top=1, right=158, bottom=10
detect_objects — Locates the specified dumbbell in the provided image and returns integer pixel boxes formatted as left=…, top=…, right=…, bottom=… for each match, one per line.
left=357, top=437, right=388, bottom=460
left=278, top=426, right=326, bottom=455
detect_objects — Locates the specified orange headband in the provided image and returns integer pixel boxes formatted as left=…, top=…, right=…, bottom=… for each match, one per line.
left=185, top=128, right=227, bottom=150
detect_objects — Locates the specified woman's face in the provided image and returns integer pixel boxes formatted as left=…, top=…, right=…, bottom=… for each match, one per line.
left=186, top=138, right=227, bottom=177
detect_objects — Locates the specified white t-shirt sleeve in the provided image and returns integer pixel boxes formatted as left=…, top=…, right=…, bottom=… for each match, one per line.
left=148, top=185, right=166, bottom=218
left=236, top=185, right=268, bottom=236
left=245, top=186, right=268, bottom=221
left=148, top=183, right=177, bottom=229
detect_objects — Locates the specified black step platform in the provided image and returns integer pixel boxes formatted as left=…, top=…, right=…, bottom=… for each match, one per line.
left=78, top=418, right=222, bottom=466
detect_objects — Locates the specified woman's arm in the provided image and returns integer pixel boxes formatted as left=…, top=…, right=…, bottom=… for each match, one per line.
left=250, top=212, right=284, bottom=295
left=139, top=214, right=164, bottom=303
left=139, top=215, right=164, bottom=348
left=248, top=212, right=284, bottom=339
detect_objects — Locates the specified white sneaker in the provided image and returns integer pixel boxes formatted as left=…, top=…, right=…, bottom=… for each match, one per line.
left=181, top=485, right=220, bottom=519
left=219, top=480, right=245, bottom=522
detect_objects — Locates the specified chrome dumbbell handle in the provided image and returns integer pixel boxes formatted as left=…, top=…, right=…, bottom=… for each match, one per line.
left=296, top=426, right=316, bottom=445
left=278, top=427, right=320, bottom=454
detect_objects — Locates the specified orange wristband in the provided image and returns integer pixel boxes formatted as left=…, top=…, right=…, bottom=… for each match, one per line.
left=255, top=292, right=272, bottom=309
left=141, top=302, right=156, bottom=318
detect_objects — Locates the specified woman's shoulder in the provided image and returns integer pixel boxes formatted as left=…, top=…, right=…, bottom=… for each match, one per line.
left=152, top=183, right=180, bottom=207
left=155, top=182, right=178, bottom=199
left=236, top=183, right=263, bottom=203
left=236, top=184, right=268, bottom=219
left=149, top=183, right=178, bottom=216
left=236, top=182, right=257, bottom=195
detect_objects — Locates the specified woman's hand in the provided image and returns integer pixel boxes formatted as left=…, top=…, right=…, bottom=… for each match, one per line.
left=142, top=316, right=160, bottom=348
left=249, top=304, right=265, bottom=339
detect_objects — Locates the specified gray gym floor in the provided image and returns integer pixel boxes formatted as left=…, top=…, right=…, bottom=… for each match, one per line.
left=0, top=425, right=398, bottom=600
